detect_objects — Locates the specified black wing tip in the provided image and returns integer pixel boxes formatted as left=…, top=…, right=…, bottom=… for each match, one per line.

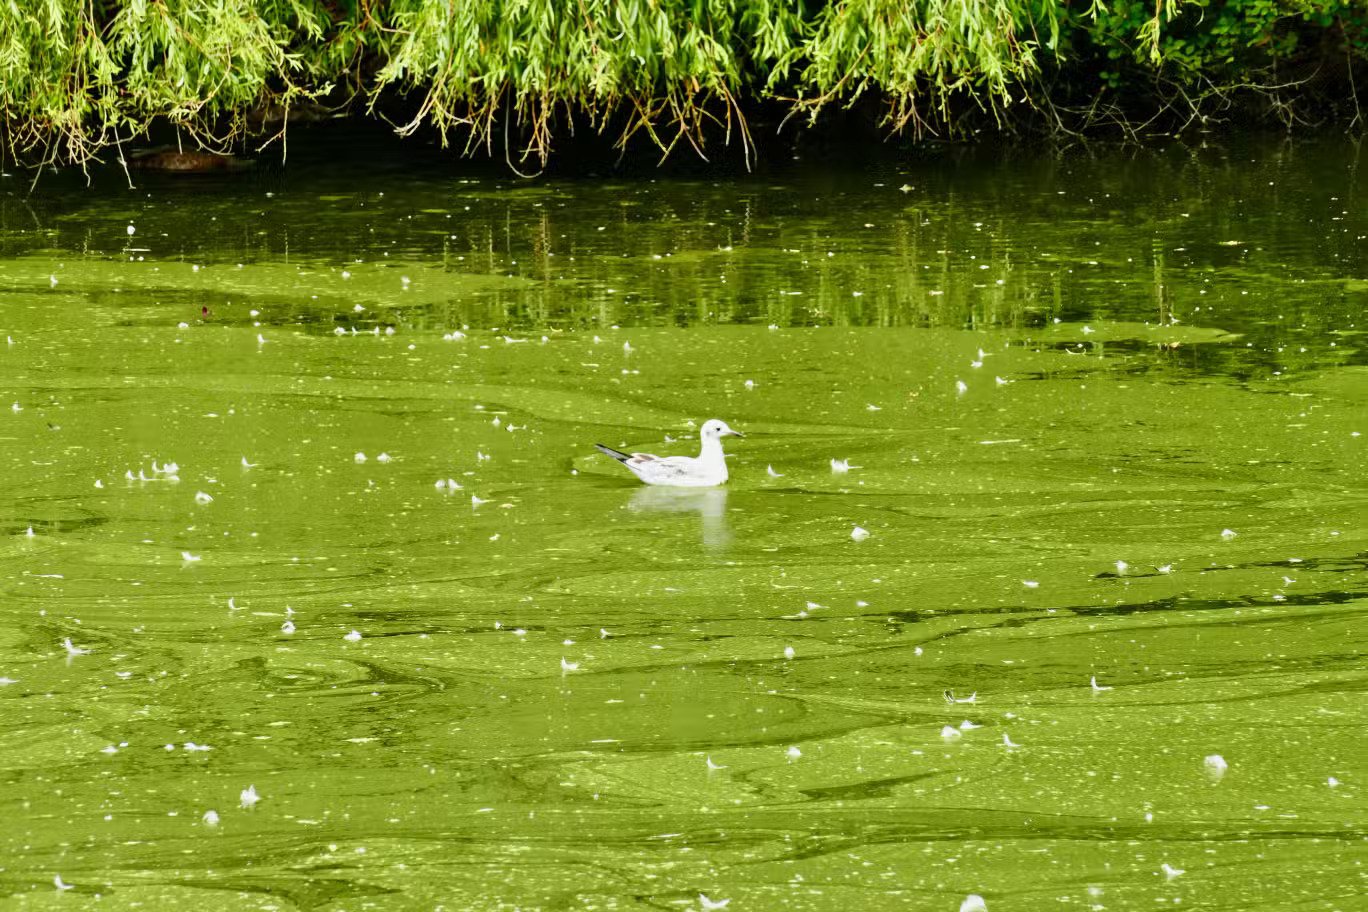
left=595, top=444, right=631, bottom=462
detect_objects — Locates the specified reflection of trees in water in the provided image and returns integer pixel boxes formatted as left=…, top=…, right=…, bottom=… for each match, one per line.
left=411, top=139, right=1368, bottom=350
left=18, top=137, right=1364, bottom=376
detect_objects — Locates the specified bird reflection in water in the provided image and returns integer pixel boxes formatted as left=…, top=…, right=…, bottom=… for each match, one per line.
left=627, top=486, right=731, bottom=548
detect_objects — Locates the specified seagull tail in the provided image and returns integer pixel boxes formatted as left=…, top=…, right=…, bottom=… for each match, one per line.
left=594, top=444, right=632, bottom=463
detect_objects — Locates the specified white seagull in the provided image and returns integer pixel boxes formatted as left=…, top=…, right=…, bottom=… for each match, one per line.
left=596, top=419, right=744, bottom=487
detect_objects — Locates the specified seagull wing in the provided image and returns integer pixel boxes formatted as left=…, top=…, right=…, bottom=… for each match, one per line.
left=595, top=444, right=635, bottom=462
left=597, top=445, right=669, bottom=477
left=597, top=445, right=667, bottom=468
left=632, top=455, right=702, bottom=483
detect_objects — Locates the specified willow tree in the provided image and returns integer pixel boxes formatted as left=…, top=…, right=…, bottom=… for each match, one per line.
left=0, top=0, right=1362, bottom=171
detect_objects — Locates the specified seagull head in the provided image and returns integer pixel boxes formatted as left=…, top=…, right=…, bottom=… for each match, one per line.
left=700, top=419, right=744, bottom=441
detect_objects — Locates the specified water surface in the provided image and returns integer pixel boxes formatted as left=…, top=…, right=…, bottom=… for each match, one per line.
left=1, top=137, right=1365, bottom=911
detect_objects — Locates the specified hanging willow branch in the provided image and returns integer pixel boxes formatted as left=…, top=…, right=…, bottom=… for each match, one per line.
left=0, top=0, right=1363, bottom=171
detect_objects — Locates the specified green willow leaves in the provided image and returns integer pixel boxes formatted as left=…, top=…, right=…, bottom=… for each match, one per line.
left=0, top=0, right=1363, bottom=169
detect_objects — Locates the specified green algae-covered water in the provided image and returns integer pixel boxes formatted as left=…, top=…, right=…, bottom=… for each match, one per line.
left=1, top=138, right=1365, bottom=911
